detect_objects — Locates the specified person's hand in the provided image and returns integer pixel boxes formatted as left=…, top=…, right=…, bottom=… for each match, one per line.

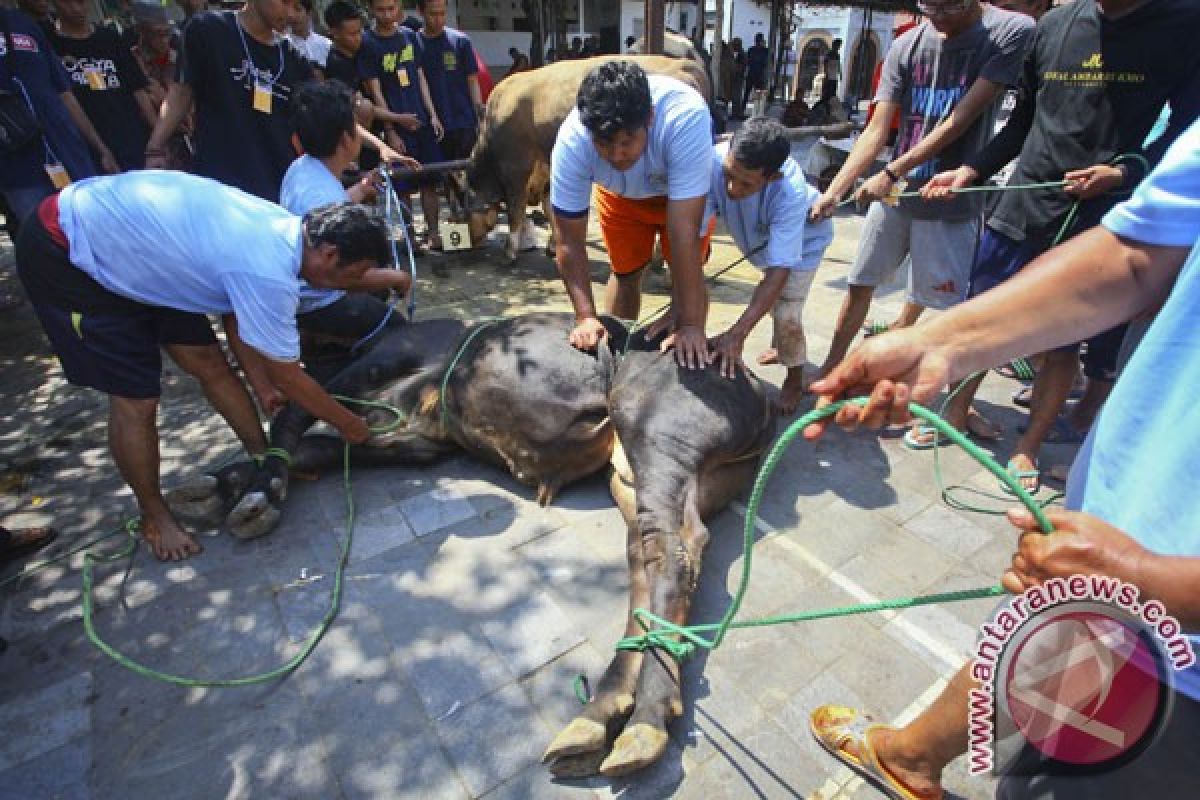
left=397, top=113, right=421, bottom=132
left=709, top=328, right=746, bottom=379
left=921, top=165, right=978, bottom=201
left=378, top=141, right=405, bottom=166
left=568, top=316, right=607, bottom=351
left=98, top=146, right=120, bottom=174
left=247, top=377, right=286, bottom=416
left=854, top=170, right=894, bottom=209
left=1064, top=164, right=1125, bottom=200
left=809, top=190, right=842, bottom=221
left=338, top=413, right=371, bottom=445
left=803, top=327, right=951, bottom=441
left=351, top=173, right=381, bottom=204
left=390, top=270, right=412, bottom=296
left=385, top=128, right=406, bottom=154
left=431, top=116, right=445, bottom=141
left=662, top=324, right=711, bottom=370
left=1002, top=508, right=1150, bottom=595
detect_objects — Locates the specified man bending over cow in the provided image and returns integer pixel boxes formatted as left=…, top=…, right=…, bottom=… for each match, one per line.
left=551, top=60, right=715, bottom=369
left=706, top=117, right=834, bottom=414
left=15, top=172, right=384, bottom=560
left=283, top=81, right=415, bottom=357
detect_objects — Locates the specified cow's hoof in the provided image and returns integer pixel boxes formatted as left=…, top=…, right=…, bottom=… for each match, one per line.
left=545, top=749, right=608, bottom=778
left=599, top=723, right=670, bottom=777
left=226, top=491, right=281, bottom=540
left=165, top=475, right=225, bottom=522
left=542, top=717, right=607, bottom=764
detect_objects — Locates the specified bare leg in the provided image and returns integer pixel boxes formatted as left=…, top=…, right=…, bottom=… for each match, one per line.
left=421, top=184, right=442, bottom=249
left=778, top=367, right=806, bottom=415
left=894, top=301, right=925, bottom=328
left=818, top=284, right=876, bottom=378
left=1011, top=349, right=1078, bottom=490
left=109, top=396, right=201, bottom=561
left=1065, top=377, right=1112, bottom=431
left=605, top=268, right=645, bottom=320
left=165, top=343, right=266, bottom=457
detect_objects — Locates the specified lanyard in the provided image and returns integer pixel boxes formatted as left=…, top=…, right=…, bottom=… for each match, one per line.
left=234, top=12, right=284, bottom=87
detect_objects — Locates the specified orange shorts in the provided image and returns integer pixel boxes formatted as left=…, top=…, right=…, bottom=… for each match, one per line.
left=593, top=185, right=715, bottom=275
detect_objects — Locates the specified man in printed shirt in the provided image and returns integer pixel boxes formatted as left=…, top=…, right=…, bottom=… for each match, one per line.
left=706, top=117, right=833, bottom=413
left=550, top=60, right=715, bottom=369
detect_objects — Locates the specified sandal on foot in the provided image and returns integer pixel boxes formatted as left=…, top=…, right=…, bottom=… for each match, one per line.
left=810, top=705, right=941, bottom=800
left=995, top=357, right=1036, bottom=381
left=903, top=424, right=948, bottom=451
left=862, top=320, right=890, bottom=338
left=1001, top=459, right=1040, bottom=495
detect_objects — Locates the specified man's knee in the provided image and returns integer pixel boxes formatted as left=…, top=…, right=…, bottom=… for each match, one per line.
left=167, top=344, right=235, bottom=383
left=111, top=394, right=160, bottom=423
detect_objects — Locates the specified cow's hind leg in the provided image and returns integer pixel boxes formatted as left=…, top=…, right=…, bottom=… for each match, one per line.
left=543, top=470, right=647, bottom=777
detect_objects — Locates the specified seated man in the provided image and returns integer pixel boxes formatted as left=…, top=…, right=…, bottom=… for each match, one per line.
left=282, top=81, right=415, bottom=359
left=706, top=117, right=833, bottom=413
left=15, top=172, right=383, bottom=560
left=551, top=60, right=714, bottom=369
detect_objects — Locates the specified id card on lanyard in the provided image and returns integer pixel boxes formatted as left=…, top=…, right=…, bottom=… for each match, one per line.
left=235, top=14, right=285, bottom=115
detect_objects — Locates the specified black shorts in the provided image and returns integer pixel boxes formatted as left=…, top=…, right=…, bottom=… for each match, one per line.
left=15, top=212, right=216, bottom=399
left=436, top=126, right=478, bottom=162
left=398, top=126, right=442, bottom=191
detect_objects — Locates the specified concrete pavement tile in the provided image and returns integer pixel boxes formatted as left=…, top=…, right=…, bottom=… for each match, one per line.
left=483, top=765, right=603, bottom=800
left=519, top=641, right=610, bottom=733
left=836, top=525, right=961, bottom=601
left=591, top=740, right=690, bottom=800
left=676, top=715, right=831, bottom=800
left=479, top=589, right=586, bottom=679
left=433, top=683, right=550, bottom=797
left=0, top=671, right=91, bottom=773
left=400, top=485, right=479, bottom=538
left=902, top=505, right=993, bottom=560
left=765, top=667, right=874, bottom=775
left=336, top=734, right=467, bottom=800
left=0, top=739, right=91, bottom=800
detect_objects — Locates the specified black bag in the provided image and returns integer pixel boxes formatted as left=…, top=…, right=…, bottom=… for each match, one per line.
left=0, top=14, right=42, bottom=154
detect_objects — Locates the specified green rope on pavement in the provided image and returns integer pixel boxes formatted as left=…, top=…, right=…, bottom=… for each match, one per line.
left=612, top=398, right=1055, bottom=664
left=79, top=395, right=407, bottom=688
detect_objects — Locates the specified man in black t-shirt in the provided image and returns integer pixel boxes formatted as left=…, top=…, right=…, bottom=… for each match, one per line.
left=50, top=0, right=158, bottom=171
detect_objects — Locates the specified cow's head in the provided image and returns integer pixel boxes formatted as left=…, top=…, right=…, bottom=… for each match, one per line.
left=463, top=157, right=505, bottom=240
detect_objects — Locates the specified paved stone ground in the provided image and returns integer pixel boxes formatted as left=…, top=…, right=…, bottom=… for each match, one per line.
left=0, top=160, right=1082, bottom=799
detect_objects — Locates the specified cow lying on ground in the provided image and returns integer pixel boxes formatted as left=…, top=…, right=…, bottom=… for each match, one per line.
left=167, top=312, right=774, bottom=776
left=465, top=56, right=712, bottom=263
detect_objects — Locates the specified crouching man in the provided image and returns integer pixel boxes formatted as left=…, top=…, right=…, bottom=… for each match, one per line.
left=707, top=117, right=834, bottom=413
left=16, top=171, right=384, bottom=560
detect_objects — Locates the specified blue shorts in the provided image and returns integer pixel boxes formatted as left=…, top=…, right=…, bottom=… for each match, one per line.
left=16, top=212, right=215, bottom=399
left=396, top=126, right=441, bottom=191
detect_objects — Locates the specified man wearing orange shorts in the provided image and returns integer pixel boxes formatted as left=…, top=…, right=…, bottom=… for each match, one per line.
left=550, top=61, right=714, bottom=368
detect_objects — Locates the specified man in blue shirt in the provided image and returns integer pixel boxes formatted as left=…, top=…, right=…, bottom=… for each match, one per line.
left=15, top=172, right=387, bottom=562
left=706, top=117, right=833, bottom=413
left=804, top=116, right=1200, bottom=800
left=416, top=0, right=482, bottom=248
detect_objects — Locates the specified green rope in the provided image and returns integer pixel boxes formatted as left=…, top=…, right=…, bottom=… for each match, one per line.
left=612, top=398, right=1055, bottom=663
left=263, top=446, right=293, bottom=466
left=439, top=319, right=503, bottom=430
left=78, top=395, right=407, bottom=688
left=836, top=179, right=1069, bottom=210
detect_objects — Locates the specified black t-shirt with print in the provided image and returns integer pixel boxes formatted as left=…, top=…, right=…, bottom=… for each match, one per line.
left=50, top=25, right=150, bottom=171
left=967, top=0, right=1200, bottom=245
left=178, top=10, right=313, bottom=202
left=323, top=46, right=373, bottom=93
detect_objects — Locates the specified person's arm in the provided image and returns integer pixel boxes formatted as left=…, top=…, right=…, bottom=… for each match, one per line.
left=60, top=92, right=119, bottom=173
left=133, top=87, right=159, bottom=130
left=1004, top=508, right=1200, bottom=632
left=145, top=80, right=193, bottom=167
left=552, top=212, right=605, bottom=348
left=466, top=73, right=483, bottom=115
left=804, top=226, right=1189, bottom=437
left=417, top=67, right=443, bottom=139
left=961, top=42, right=1038, bottom=184
left=810, top=101, right=896, bottom=218
left=711, top=267, right=789, bottom=378
left=340, top=267, right=410, bottom=295
left=222, top=314, right=285, bottom=415
left=857, top=77, right=1007, bottom=205
left=358, top=124, right=404, bottom=163
left=662, top=194, right=710, bottom=369
left=261, top=359, right=370, bottom=443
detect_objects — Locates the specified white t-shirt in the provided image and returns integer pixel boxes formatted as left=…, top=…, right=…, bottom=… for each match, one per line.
left=705, top=142, right=833, bottom=271
left=550, top=74, right=713, bottom=216
left=288, top=30, right=332, bottom=68
left=59, top=171, right=304, bottom=361
left=280, top=154, right=349, bottom=313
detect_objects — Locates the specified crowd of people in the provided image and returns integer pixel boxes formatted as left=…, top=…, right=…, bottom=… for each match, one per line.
left=1, top=0, right=1199, bottom=794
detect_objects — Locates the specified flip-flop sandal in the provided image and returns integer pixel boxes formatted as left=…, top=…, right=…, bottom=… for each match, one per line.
left=995, top=357, right=1036, bottom=381
left=810, top=705, right=940, bottom=800
left=903, top=424, right=948, bottom=451
left=861, top=320, right=890, bottom=337
left=1001, top=459, right=1040, bottom=495
left=1012, top=384, right=1085, bottom=409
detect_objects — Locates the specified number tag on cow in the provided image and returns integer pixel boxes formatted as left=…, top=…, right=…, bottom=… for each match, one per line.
left=252, top=81, right=273, bottom=114
left=439, top=221, right=473, bottom=251
left=44, top=163, right=71, bottom=189
left=397, top=68, right=411, bottom=88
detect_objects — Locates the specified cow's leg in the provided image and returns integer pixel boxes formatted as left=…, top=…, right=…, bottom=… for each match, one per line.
left=165, top=460, right=258, bottom=525
left=542, top=196, right=556, bottom=258
left=544, top=470, right=650, bottom=776
left=599, top=456, right=760, bottom=775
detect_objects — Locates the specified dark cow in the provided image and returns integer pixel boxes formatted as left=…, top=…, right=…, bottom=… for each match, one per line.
left=464, top=55, right=712, bottom=263
left=168, top=312, right=774, bottom=776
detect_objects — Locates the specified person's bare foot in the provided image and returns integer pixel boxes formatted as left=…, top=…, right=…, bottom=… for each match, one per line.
left=1007, top=452, right=1040, bottom=493
left=861, top=727, right=946, bottom=800
left=757, top=348, right=780, bottom=366
left=775, top=369, right=806, bottom=415
left=141, top=515, right=202, bottom=561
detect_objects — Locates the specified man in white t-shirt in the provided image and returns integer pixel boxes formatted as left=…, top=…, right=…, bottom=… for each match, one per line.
left=550, top=60, right=714, bottom=369
left=287, top=0, right=331, bottom=68
left=14, top=172, right=387, bottom=561
left=706, top=117, right=833, bottom=413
